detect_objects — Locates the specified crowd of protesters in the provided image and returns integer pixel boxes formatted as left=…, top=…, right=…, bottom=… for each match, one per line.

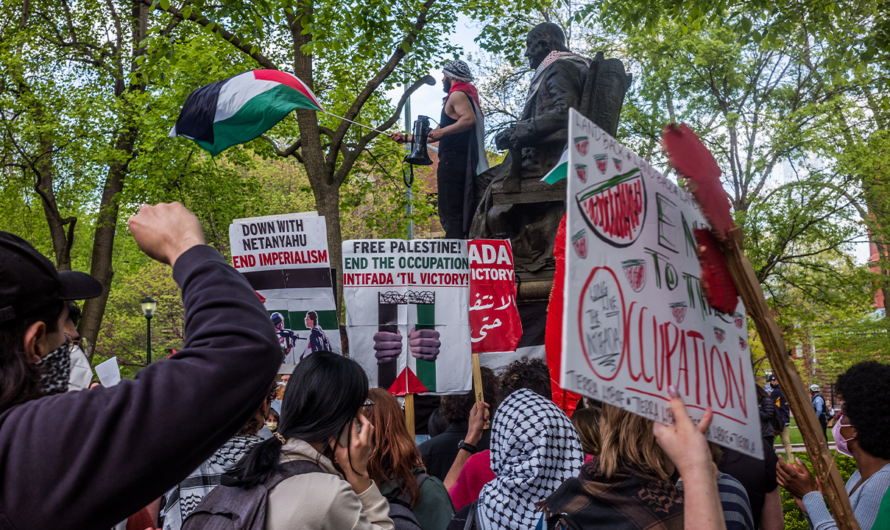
left=1, top=202, right=888, bottom=530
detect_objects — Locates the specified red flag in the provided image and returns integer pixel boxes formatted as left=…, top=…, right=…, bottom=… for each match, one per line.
left=546, top=214, right=581, bottom=415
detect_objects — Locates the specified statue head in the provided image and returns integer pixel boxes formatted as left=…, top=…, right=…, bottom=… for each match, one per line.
left=525, top=23, right=569, bottom=69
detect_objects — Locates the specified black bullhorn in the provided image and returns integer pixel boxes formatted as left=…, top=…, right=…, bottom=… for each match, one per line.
left=404, top=115, right=433, bottom=166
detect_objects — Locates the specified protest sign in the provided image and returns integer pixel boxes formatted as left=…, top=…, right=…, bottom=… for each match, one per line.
left=469, top=240, right=521, bottom=353
left=343, top=239, right=472, bottom=395
left=229, top=213, right=341, bottom=360
left=562, top=108, right=763, bottom=458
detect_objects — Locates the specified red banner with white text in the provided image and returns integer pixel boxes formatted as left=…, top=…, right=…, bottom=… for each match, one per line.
left=469, top=240, right=522, bottom=353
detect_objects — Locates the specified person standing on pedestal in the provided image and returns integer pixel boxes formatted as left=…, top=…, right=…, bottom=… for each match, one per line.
left=392, top=60, right=488, bottom=239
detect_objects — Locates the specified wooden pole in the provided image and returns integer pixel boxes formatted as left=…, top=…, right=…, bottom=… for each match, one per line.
left=405, top=393, right=415, bottom=438
left=722, top=229, right=859, bottom=530
left=471, top=352, right=489, bottom=429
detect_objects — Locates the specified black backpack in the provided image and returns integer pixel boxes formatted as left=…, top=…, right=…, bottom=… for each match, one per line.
left=381, top=473, right=427, bottom=530
left=181, top=460, right=323, bottom=530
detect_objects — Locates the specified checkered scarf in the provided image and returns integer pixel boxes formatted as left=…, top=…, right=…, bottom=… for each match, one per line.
left=443, top=60, right=474, bottom=83
left=478, top=389, right=584, bottom=530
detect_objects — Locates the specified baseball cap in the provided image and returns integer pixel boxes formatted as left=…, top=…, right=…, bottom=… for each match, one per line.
left=767, top=374, right=777, bottom=382
left=0, top=232, right=104, bottom=323
left=810, top=384, right=821, bottom=392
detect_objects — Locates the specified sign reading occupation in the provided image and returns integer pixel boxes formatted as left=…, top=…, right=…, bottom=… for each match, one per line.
left=469, top=240, right=522, bottom=353
left=343, top=239, right=472, bottom=395
left=229, top=213, right=342, bottom=361
left=562, top=108, right=762, bottom=459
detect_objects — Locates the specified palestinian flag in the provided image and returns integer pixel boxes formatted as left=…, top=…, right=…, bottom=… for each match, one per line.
left=170, top=70, right=323, bottom=157
left=541, top=147, right=569, bottom=184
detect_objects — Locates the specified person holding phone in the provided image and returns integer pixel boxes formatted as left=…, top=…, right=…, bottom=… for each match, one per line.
left=229, top=351, right=394, bottom=530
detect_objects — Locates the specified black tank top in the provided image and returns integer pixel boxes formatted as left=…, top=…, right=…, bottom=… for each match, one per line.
left=438, top=93, right=473, bottom=157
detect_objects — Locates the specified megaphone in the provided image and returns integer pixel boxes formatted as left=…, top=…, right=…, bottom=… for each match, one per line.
left=404, top=115, right=433, bottom=166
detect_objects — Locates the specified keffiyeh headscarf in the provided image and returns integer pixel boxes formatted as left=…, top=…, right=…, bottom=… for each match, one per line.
left=478, top=388, right=584, bottom=530
left=163, top=434, right=263, bottom=530
left=443, top=60, right=474, bottom=83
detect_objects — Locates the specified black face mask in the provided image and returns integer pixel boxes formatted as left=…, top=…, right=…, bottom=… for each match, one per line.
left=35, top=342, right=71, bottom=395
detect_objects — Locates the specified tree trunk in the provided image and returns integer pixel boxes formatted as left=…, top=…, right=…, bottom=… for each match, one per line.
left=33, top=133, right=77, bottom=271
left=79, top=130, right=134, bottom=360
left=79, top=0, right=148, bottom=357
left=313, top=179, right=343, bottom=312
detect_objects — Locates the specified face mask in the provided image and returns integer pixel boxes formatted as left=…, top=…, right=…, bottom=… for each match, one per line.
left=67, top=345, right=93, bottom=392
left=266, top=422, right=278, bottom=431
left=832, top=415, right=856, bottom=458
left=35, top=342, right=71, bottom=396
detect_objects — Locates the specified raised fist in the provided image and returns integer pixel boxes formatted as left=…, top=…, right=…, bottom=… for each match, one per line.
left=373, top=330, right=402, bottom=364
left=409, top=327, right=441, bottom=362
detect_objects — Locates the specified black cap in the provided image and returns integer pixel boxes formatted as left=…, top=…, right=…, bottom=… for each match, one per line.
left=0, top=232, right=104, bottom=323
left=767, top=374, right=777, bottom=382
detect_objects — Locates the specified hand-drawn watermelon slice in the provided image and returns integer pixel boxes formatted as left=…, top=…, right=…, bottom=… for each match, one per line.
left=575, top=164, right=588, bottom=183
left=733, top=313, right=744, bottom=328
left=714, top=327, right=726, bottom=343
left=622, top=259, right=646, bottom=292
left=670, top=302, right=687, bottom=324
left=575, top=168, right=647, bottom=247
left=575, top=136, right=589, bottom=156
left=613, top=158, right=623, bottom=172
left=595, top=154, right=608, bottom=174
left=572, top=230, right=588, bottom=259
left=739, top=337, right=747, bottom=350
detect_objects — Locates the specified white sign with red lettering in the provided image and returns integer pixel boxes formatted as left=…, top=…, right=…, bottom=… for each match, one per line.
left=562, top=109, right=762, bottom=459
left=469, top=240, right=522, bottom=353
left=229, top=213, right=341, bottom=359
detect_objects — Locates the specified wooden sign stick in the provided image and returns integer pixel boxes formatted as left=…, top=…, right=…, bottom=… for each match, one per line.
left=722, top=228, right=858, bottom=530
left=471, top=352, right=489, bottom=429
left=405, top=393, right=415, bottom=438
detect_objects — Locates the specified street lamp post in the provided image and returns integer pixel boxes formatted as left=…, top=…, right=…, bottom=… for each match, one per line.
left=141, top=296, right=157, bottom=365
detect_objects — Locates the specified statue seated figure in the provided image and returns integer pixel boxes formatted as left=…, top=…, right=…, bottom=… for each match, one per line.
left=469, top=23, right=631, bottom=274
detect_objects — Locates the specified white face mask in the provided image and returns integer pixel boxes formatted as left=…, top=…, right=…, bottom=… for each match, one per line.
left=67, top=345, right=93, bottom=392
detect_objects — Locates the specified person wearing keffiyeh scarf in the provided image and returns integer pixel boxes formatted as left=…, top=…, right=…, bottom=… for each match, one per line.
left=162, top=386, right=275, bottom=530
left=476, top=388, right=584, bottom=530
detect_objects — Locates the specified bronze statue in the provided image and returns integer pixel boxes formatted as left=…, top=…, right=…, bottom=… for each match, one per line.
left=469, top=23, right=631, bottom=277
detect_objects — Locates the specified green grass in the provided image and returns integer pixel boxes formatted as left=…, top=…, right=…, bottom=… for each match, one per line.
left=773, top=416, right=834, bottom=446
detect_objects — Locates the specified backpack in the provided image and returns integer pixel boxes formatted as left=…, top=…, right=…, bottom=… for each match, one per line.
left=181, top=460, right=323, bottom=530
left=381, top=473, right=427, bottom=530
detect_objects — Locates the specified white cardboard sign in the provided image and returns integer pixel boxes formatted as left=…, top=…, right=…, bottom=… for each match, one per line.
left=229, top=213, right=341, bottom=359
left=562, top=108, right=763, bottom=459
left=343, top=239, right=472, bottom=395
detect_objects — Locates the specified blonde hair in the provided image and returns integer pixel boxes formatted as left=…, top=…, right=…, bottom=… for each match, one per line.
left=598, top=403, right=671, bottom=481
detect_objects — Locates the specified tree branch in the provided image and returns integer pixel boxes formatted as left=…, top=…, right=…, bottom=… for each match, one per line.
left=140, top=0, right=277, bottom=69
left=326, top=0, right=438, bottom=168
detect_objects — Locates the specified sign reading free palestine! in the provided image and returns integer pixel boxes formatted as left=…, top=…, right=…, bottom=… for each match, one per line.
left=229, top=213, right=341, bottom=361
left=563, top=108, right=763, bottom=459
left=343, top=239, right=472, bottom=395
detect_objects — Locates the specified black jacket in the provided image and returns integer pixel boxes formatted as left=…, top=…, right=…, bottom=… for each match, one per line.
left=0, top=246, right=281, bottom=530
left=759, top=394, right=781, bottom=437
left=419, top=422, right=491, bottom=481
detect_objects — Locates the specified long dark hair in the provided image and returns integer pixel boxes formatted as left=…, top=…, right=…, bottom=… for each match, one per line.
left=0, top=301, right=65, bottom=413
left=231, top=351, right=369, bottom=488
